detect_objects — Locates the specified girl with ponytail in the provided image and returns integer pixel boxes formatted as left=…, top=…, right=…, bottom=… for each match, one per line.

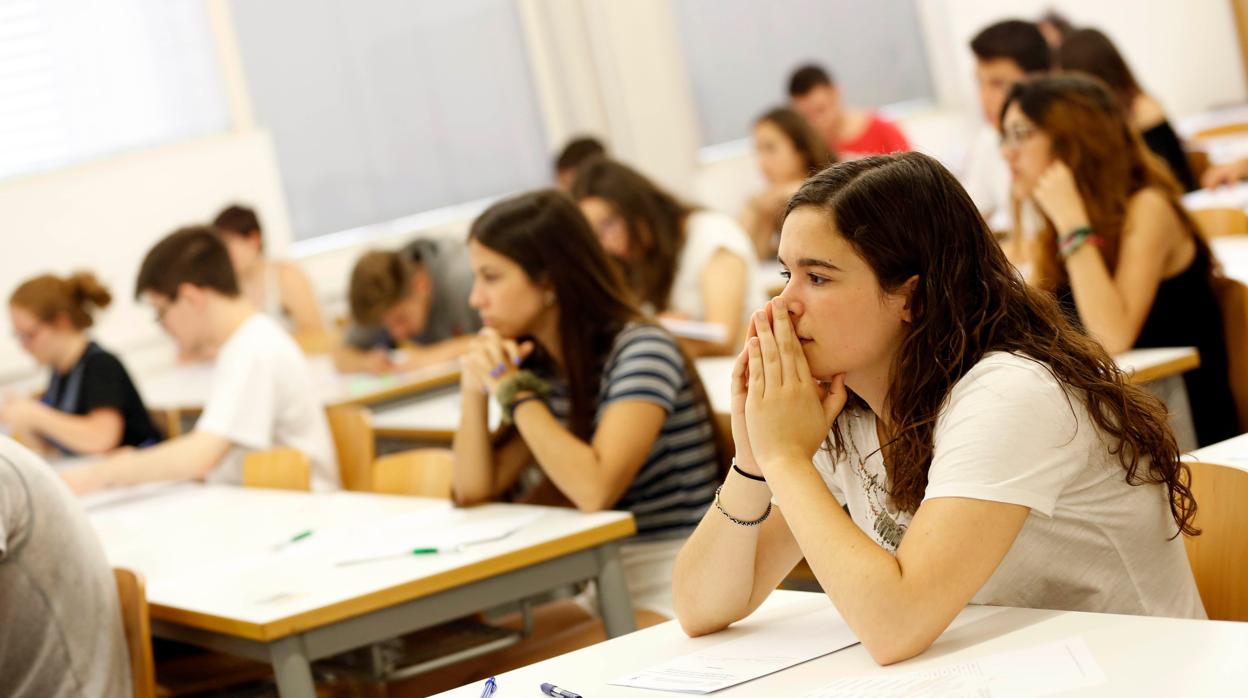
left=4, top=272, right=163, bottom=455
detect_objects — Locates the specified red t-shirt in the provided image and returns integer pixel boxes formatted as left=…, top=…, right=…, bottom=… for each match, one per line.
left=838, top=113, right=910, bottom=157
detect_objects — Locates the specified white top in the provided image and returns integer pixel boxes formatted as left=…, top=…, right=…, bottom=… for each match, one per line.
left=431, top=590, right=1248, bottom=697
left=669, top=211, right=765, bottom=326
left=195, top=314, right=340, bottom=491
left=961, top=126, right=1013, bottom=233
left=811, top=352, right=1204, bottom=618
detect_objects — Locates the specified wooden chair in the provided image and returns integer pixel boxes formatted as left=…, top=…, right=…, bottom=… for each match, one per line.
left=327, top=404, right=375, bottom=491
left=241, top=447, right=311, bottom=491
left=293, top=328, right=340, bottom=355
left=1183, top=461, right=1248, bottom=621
left=114, top=568, right=156, bottom=698
left=372, top=448, right=454, bottom=498
left=1186, top=148, right=1211, bottom=185
left=1191, top=207, right=1248, bottom=239
left=1212, top=277, right=1248, bottom=432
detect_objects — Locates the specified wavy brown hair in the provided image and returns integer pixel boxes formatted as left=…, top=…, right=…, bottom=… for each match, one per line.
left=786, top=152, right=1198, bottom=536
left=1002, top=74, right=1215, bottom=291
left=570, top=158, right=695, bottom=312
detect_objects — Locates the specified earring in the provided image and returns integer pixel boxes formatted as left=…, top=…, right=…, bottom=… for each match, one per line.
left=544, top=291, right=557, bottom=308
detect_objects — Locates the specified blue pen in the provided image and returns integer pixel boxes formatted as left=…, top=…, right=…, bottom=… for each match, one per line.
left=541, top=683, right=582, bottom=698
left=479, top=676, right=497, bottom=698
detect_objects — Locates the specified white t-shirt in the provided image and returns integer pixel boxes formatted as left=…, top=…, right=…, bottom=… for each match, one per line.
left=195, top=314, right=339, bottom=491
left=962, top=126, right=1013, bottom=233
left=668, top=211, right=766, bottom=327
left=810, top=352, right=1205, bottom=619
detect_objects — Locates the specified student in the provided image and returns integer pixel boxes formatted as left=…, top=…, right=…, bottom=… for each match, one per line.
left=1057, top=28, right=1198, bottom=191
left=572, top=158, right=764, bottom=356
left=965, top=20, right=1051, bottom=232
left=740, top=107, right=834, bottom=258
left=453, top=190, right=721, bottom=616
left=788, top=64, right=909, bottom=159
left=1202, top=157, right=1248, bottom=188
left=59, top=227, right=339, bottom=494
left=553, top=136, right=607, bottom=192
left=336, top=238, right=480, bottom=373
left=1001, top=75, right=1237, bottom=446
left=0, top=436, right=132, bottom=696
left=213, top=204, right=327, bottom=335
left=3, top=273, right=162, bottom=455
left=672, top=153, right=1204, bottom=667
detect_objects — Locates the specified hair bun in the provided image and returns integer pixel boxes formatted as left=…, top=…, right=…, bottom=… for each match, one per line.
left=66, top=271, right=113, bottom=310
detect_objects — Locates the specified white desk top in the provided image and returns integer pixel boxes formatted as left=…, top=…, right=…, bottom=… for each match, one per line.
left=1188, top=432, right=1248, bottom=472
left=696, top=348, right=1198, bottom=416
left=135, top=356, right=459, bottom=412
left=89, top=485, right=632, bottom=640
left=369, top=389, right=502, bottom=439
left=435, top=590, right=1248, bottom=696
left=1211, top=235, right=1248, bottom=286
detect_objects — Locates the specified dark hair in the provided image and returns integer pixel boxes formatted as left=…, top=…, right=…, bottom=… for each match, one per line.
left=756, top=107, right=836, bottom=173
left=785, top=152, right=1197, bottom=536
left=970, top=20, right=1052, bottom=73
left=1002, top=74, right=1206, bottom=290
left=788, top=64, right=833, bottom=97
left=213, top=205, right=262, bottom=241
left=554, top=136, right=607, bottom=174
left=10, top=272, right=112, bottom=330
left=570, top=158, right=694, bottom=312
left=467, top=191, right=641, bottom=439
left=134, top=226, right=240, bottom=300
left=348, top=250, right=412, bottom=326
left=1057, top=28, right=1141, bottom=109
left=1038, top=10, right=1075, bottom=41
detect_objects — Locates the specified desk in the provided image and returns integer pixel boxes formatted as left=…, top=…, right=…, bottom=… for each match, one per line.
left=370, top=388, right=502, bottom=443
left=434, top=590, right=1248, bottom=696
left=1189, top=432, right=1248, bottom=471
left=90, top=486, right=635, bottom=697
left=760, top=259, right=785, bottom=297
left=138, top=357, right=460, bottom=436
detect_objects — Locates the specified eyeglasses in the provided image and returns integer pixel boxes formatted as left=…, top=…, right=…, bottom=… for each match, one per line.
left=1000, top=123, right=1039, bottom=149
left=13, top=325, right=43, bottom=346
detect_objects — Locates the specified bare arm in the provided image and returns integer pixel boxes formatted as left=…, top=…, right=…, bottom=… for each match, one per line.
left=60, top=430, right=233, bottom=493
left=277, top=262, right=326, bottom=334
left=451, top=384, right=533, bottom=504
left=12, top=402, right=124, bottom=455
left=690, top=248, right=750, bottom=356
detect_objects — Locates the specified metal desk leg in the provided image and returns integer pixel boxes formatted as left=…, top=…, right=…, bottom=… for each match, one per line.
left=268, top=635, right=317, bottom=698
left=594, top=543, right=636, bottom=637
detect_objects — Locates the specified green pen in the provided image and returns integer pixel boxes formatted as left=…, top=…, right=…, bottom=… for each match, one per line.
left=336, top=545, right=464, bottom=566
left=273, top=529, right=314, bottom=551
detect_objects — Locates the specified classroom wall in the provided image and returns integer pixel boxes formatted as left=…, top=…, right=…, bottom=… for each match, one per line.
left=0, top=130, right=291, bottom=381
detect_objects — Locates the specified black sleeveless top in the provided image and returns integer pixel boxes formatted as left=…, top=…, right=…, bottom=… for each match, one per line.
left=1059, top=243, right=1237, bottom=447
left=41, top=342, right=164, bottom=455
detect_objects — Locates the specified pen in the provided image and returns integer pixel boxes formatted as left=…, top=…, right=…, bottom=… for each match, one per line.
left=273, top=529, right=313, bottom=550
left=334, top=545, right=466, bottom=566
left=541, top=682, right=582, bottom=698
left=479, top=676, right=497, bottom=698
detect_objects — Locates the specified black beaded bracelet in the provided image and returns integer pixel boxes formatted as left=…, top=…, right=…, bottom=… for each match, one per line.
left=732, top=459, right=766, bottom=483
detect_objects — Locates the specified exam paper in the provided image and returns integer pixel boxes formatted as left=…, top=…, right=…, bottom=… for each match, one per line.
left=659, top=318, right=730, bottom=344
left=609, top=605, right=860, bottom=693
left=800, top=637, right=1105, bottom=698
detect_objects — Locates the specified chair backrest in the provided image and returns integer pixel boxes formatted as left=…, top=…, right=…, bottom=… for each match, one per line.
left=241, top=447, right=311, bottom=491
left=1185, top=148, right=1210, bottom=185
left=1183, top=461, right=1248, bottom=621
left=293, top=328, right=340, bottom=355
left=114, top=568, right=156, bottom=698
left=372, top=448, right=454, bottom=498
left=326, top=404, right=375, bottom=491
left=1191, top=207, right=1248, bottom=239
left=1212, top=277, right=1248, bottom=432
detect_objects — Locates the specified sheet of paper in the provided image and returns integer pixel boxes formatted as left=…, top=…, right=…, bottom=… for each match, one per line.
left=800, top=637, right=1105, bottom=698
left=325, top=509, right=546, bottom=564
left=609, top=606, right=860, bottom=693
left=79, top=480, right=198, bottom=512
left=660, top=318, right=730, bottom=344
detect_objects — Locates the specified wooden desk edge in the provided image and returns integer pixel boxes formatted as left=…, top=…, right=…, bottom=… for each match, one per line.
left=328, top=370, right=460, bottom=409
left=1127, top=352, right=1201, bottom=385
left=371, top=426, right=456, bottom=442
left=149, top=515, right=636, bottom=642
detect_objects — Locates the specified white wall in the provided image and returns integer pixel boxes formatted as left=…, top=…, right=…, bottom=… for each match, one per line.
left=918, top=0, right=1246, bottom=119
left=0, top=130, right=291, bottom=380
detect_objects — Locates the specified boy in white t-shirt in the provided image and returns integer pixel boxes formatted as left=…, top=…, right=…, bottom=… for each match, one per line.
left=61, top=227, right=339, bottom=494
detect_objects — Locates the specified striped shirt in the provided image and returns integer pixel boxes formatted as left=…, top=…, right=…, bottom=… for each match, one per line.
left=540, top=323, right=719, bottom=540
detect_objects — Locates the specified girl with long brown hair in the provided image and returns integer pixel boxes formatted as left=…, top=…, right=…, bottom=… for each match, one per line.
left=571, top=158, right=764, bottom=356
left=453, top=190, right=721, bottom=616
left=1001, top=74, right=1236, bottom=446
left=4, top=272, right=162, bottom=454
left=673, top=152, right=1204, bottom=666
left=740, top=107, right=835, bottom=258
